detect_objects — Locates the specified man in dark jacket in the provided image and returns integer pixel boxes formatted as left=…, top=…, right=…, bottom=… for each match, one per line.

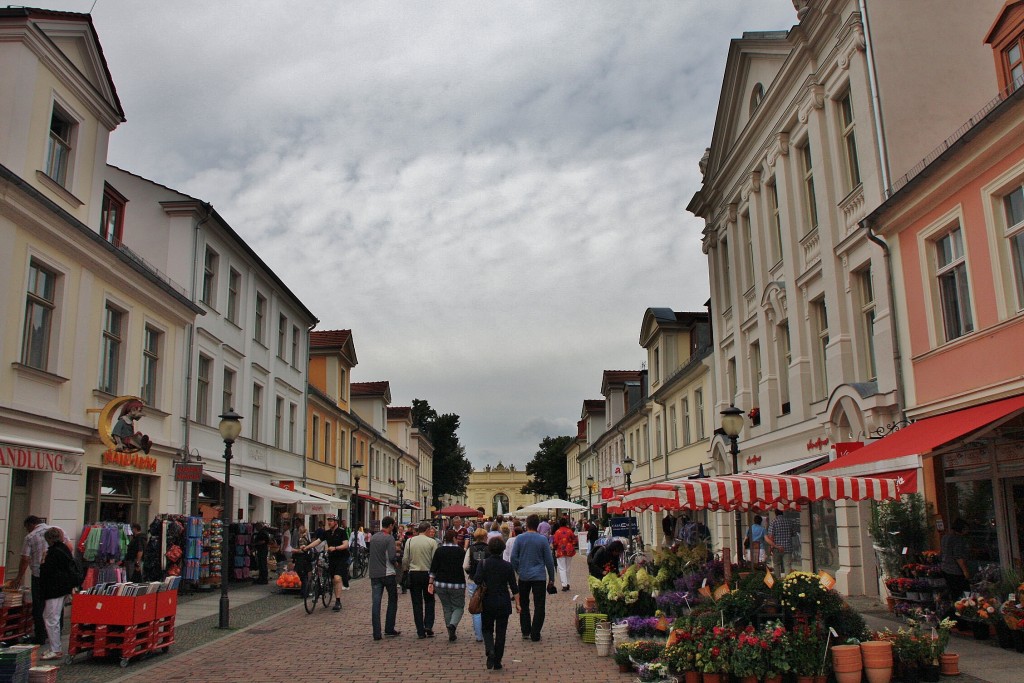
left=39, top=527, right=79, bottom=659
left=588, top=540, right=624, bottom=578
left=368, top=517, right=401, bottom=640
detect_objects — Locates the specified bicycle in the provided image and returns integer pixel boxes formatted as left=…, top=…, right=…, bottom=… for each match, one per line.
left=351, top=546, right=368, bottom=579
left=304, top=552, right=332, bottom=614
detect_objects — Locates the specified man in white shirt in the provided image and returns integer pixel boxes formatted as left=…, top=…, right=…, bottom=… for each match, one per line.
left=15, top=516, right=51, bottom=644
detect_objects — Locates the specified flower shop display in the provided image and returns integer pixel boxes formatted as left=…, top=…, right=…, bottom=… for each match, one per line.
left=694, top=625, right=733, bottom=681
left=779, top=571, right=830, bottom=618
left=635, top=661, right=674, bottom=683
left=954, top=594, right=999, bottom=639
left=629, top=640, right=668, bottom=664
left=615, top=642, right=635, bottom=671
left=730, top=625, right=770, bottom=682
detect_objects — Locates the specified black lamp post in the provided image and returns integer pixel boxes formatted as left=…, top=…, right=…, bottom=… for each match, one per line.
left=217, top=408, right=242, bottom=630
left=586, top=474, right=595, bottom=516
left=720, top=404, right=745, bottom=567
left=397, top=478, right=405, bottom=526
left=622, top=457, right=635, bottom=558
left=351, top=460, right=364, bottom=529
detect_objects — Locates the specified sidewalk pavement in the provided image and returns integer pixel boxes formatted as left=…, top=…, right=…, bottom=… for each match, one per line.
left=848, top=596, right=1018, bottom=683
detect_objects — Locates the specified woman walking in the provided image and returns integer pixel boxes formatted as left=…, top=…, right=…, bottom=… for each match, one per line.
left=464, top=528, right=489, bottom=642
left=430, top=529, right=467, bottom=641
left=292, top=522, right=312, bottom=597
left=473, top=537, right=520, bottom=671
left=552, top=518, right=577, bottom=591
left=39, top=527, right=79, bottom=660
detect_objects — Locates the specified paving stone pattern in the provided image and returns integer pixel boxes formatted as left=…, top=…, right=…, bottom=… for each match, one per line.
left=57, top=558, right=632, bottom=683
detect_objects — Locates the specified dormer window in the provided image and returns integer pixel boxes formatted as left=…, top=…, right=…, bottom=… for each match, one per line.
left=749, top=83, right=765, bottom=115
left=45, top=105, right=76, bottom=188
left=101, top=183, right=127, bottom=245
left=1006, top=39, right=1024, bottom=90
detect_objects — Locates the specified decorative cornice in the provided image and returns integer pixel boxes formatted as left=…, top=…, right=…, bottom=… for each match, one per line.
left=727, top=203, right=738, bottom=227
left=741, top=170, right=762, bottom=202
left=797, top=83, right=825, bottom=124
left=766, top=132, right=790, bottom=168
left=838, top=22, right=866, bottom=72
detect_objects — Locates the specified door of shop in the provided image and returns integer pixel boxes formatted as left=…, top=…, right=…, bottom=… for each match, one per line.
left=1003, top=478, right=1024, bottom=568
left=4, top=470, right=30, bottom=580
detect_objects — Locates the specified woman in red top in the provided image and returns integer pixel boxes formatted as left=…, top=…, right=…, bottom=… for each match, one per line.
left=551, top=519, right=578, bottom=591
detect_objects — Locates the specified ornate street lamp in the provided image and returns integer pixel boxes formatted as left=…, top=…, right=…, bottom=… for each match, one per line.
left=351, top=460, right=364, bottom=528
left=217, top=408, right=242, bottom=630
left=622, top=457, right=635, bottom=559
left=720, top=404, right=745, bottom=567
left=396, top=478, right=405, bottom=525
left=586, top=474, right=595, bottom=516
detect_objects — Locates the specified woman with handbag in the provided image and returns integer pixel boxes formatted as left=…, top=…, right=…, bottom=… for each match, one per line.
left=473, top=537, right=520, bottom=671
left=429, top=529, right=468, bottom=641
left=463, top=528, right=489, bottom=642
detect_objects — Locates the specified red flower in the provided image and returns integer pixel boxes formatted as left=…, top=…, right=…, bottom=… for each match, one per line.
left=712, top=647, right=721, bottom=656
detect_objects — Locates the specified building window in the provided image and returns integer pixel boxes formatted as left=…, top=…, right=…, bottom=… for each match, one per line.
left=721, top=238, right=732, bottom=306
left=749, top=83, right=765, bottom=114
left=99, top=304, right=124, bottom=394
left=766, top=183, right=783, bottom=265
left=312, top=414, right=320, bottom=459
left=222, top=368, right=235, bottom=414
left=141, top=325, right=161, bottom=406
left=226, top=268, right=240, bottom=324
left=274, top=396, right=284, bottom=449
left=254, top=293, right=267, bottom=343
left=654, top=415, right=663, bottom=458
left=742, top=212, right=755, bottom=288
left=694, top=389, right=705, bottom=440
left=681, top=398, right=691, bottom=445
left=196, top=355, right=211, bottom=425
left=1003, top=184, right=1024, bottom=309
left=291, top=325, right=300, bottom=366
left=100, top=184, right=127, bottom=245
left=324, top=421, right=332, bottom=465
left=1005, top=39, right=1024, bottom=90
left=838, top=91, right=862, bottom=191
left=778, top=322, right=791, bottom=414
left=857, top=267, right=877, bottom=380
left=800, top=143, right=819, bottom=232
left=936, top=227, right=974, bottom=341
left=22, top=260, right=57, bottom=371
left=669, top=405, right=678, bottom=450
left=727, top=357, right=737, bottom=403
left=289, top=403, right=297, bottom=452
left=652, top=347, right=660, bottom=384
left=45, top=105, right=74, bottom=187
left=277, top=314, right=287, bottom=359
left=751, top=341, right=762, bottom=388
left=812, top=298, right=830, bottom=400
left=251, top=383, right=263, bottom=441
left=201, top=247, right=218, bottom=307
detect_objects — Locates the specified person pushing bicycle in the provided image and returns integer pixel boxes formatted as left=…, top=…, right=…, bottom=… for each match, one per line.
left=300, top=514, right=350, bottom=611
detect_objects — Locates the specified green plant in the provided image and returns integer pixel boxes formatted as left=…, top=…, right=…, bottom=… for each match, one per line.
left=717, top=588, right=763, bottom=627
left=694, top=626, right=734, bottom=673
left=762, top=622, right=792, bottom=677
left=825, top=604, right=871, bottom=642
left=662, top=643, right=695, bottom=674
left=614, top=642, right=634, bottom=666
left=788, top=625, right=825, bottom=676
left=629, top=640, right=667, bottom=664
left=779, top=571, right=829, bottom=616
left=869, top=494, right=933, bottom=577
left=730, top=626, right=770, bottom=678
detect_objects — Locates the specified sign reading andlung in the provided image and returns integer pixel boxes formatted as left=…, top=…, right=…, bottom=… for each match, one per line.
left=0, top=443, right=83, bottom=475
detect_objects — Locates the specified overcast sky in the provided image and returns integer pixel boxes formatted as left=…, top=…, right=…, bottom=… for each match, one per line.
left=50, top=1, right=797, bottom=469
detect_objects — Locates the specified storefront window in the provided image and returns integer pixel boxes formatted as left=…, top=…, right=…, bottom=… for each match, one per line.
left=945, top=479, right=997, bottom=566
left=84, top=468, right=153, bottom=526
left=810, top=499, right=839, bottom=574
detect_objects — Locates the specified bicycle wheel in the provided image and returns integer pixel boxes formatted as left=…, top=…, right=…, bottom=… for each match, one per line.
left=304, top=572, right=319, bottom=614
left=320, top=571, right=331, bottom=607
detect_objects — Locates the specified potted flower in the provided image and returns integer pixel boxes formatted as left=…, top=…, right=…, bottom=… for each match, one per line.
left=694, top=626, right=733, bottom=683
left=630, top=640, right=667, bottom=665
left=788, top=625, right=824, bottom=683
left=748, top=407, right=760, bottom=426
left=761, top=622, right=791, bottom=683
left=615, top=642, right=635, bottom=673
left=954, top=595, right=999, bottom=639
left=779, top=571, right=830, bottom=620
left=636, top=661, right=672, bottom=683
left=662, top=643, right=697, bottom=683
left=730, top=626, right=769, bottom=683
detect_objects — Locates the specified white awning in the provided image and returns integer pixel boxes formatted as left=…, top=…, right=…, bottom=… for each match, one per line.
left=290, top=484, right=348, bottom=510
left=205, top=470, right=306, bottom=505
left=746, top=454, right=828, bottom=476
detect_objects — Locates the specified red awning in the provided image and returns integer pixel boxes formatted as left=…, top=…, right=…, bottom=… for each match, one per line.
left=620, top=473, right=901, bottom=513
left=812, top=394, right=1024, bottom=475
left=358, top=494, right=386, bottom=504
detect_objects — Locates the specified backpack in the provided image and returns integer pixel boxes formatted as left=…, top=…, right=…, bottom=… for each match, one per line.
left=468, top=542, right=488, bottom=578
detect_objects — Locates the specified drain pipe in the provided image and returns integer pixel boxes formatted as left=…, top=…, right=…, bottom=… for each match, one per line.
left=862, top=218, right=907, bottom=422
left=859, top=0, right=891, bottom=192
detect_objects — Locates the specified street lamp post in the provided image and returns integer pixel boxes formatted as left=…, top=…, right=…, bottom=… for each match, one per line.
left=720, top=404, right=746, bottom=568
left=351, top=460, right=364, bottom=529
left=217, top=408, right=242, bottom=630
left=622, top=457, right=635, bottom=560
left=397, top=478, right=405, bottom=526
left=585, top=474, right=595, bottom=516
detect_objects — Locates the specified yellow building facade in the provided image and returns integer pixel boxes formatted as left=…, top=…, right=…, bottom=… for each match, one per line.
left=466, top=463, right=535, bottom=518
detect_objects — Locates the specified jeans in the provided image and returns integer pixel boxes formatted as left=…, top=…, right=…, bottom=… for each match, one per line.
left=482, top=611, right=509, bottom=666
left=772, top=548, right=793, bottom=576
left=518, top=580, right=547, bottom=640
left=466, top=582, right=484, bottom=640
left=436, top=585, right=465, bottom=628
left=31, top=578, right=45, bottom=644
left=407, top=571, right=434, bottom=636
left=556, top=556, right=572, bottom=587
left=43, top=597, right=64, bottom=654
left=255, top=547, right=269, bottom=582
left=371, top=575, right=398, bottom=638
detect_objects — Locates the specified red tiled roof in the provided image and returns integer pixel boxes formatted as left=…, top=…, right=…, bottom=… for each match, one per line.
left=310, top=329, right=352, bottom=348
left=351, top=381, right=389, bottom=397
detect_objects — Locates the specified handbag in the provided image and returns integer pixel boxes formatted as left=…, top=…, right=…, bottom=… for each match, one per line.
left=468, top=560, right=487, bottom=615
left=400, top=571, right=410, bottom=590
left=546, top=582, right=558, bottom=595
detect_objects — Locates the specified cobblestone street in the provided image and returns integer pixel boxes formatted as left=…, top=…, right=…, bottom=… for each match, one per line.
left=54, top=558, right=631, bottom=683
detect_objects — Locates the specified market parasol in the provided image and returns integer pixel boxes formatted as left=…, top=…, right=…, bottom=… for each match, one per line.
left=518, top=498, right=587, bottom=512
left=436, top=504, right=483, bottom=517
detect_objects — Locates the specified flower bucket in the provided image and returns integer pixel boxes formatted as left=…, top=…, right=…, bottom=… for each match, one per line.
left=683, top=672, right=700, bottom=683
left=939, top=653, right=959, bottom=676
left=701, top=674, right=722, bottom=683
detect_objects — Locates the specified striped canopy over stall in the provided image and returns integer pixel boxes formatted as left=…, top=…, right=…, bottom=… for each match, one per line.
left=619, top=473, right=902, bottom=513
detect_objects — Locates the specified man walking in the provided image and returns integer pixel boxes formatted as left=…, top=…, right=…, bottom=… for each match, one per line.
left=510, top=514, right=555, bottom=642
left=15, top=515, right=51, bottom=644
left=402, top=521, right=438, bottom=638
left=369, top=516, right=401, bottom=640
left=766, top=511, right=799, bottom=576
left=306, top=514, right=349, bottom=611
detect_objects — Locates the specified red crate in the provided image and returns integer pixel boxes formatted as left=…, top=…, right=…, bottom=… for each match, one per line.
left=71, top=594, right=158, bottom=626
left=155, top=591, right=177, bottom=619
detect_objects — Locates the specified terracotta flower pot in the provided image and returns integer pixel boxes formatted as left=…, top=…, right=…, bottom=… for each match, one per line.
left=796, top=676, right=814, bottom=683
left=864, top=666, right=893, bottom=683
left=684, top=672, right=700, bottom=683
left=701, top=674, right=722, bottom=683
left=763, top=676, right=783, bottom=683
left=814, top=675, right=828, bottom=683
left=737, top=676, right=757, bottom=683
left=939, top=653, right=959, bottom=676
left=835, top=671, right=861, bottom=683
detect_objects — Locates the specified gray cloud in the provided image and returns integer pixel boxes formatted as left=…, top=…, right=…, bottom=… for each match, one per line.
left=60, top=0, right=798, bottom=468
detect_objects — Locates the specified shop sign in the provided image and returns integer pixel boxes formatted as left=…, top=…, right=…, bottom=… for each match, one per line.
left=174, top=463, right=203, bottom=482
left=833, top=441, right=864, bottom=459
left=806, top=436, right=830, bottom=451
left=600, top=486, right=615, bottom=500
left=277, top=480, right=296, bottom=491
left=102, top=449, right=157, bottom=472
left=301, top=502, right=331, bottom=515
left=0, top=442, right=83, bottom=475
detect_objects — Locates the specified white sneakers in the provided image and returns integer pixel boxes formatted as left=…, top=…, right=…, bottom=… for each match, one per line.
left=40, top=651, right=64, bottom=661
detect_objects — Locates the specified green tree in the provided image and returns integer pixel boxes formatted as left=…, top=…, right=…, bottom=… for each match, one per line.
left=521, top=435, right=574, bottom=499
left=412, top=398, right=472, bottom=506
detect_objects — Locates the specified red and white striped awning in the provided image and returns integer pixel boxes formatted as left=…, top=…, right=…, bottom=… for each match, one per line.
left=620, top=473, right=902, bottom=513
